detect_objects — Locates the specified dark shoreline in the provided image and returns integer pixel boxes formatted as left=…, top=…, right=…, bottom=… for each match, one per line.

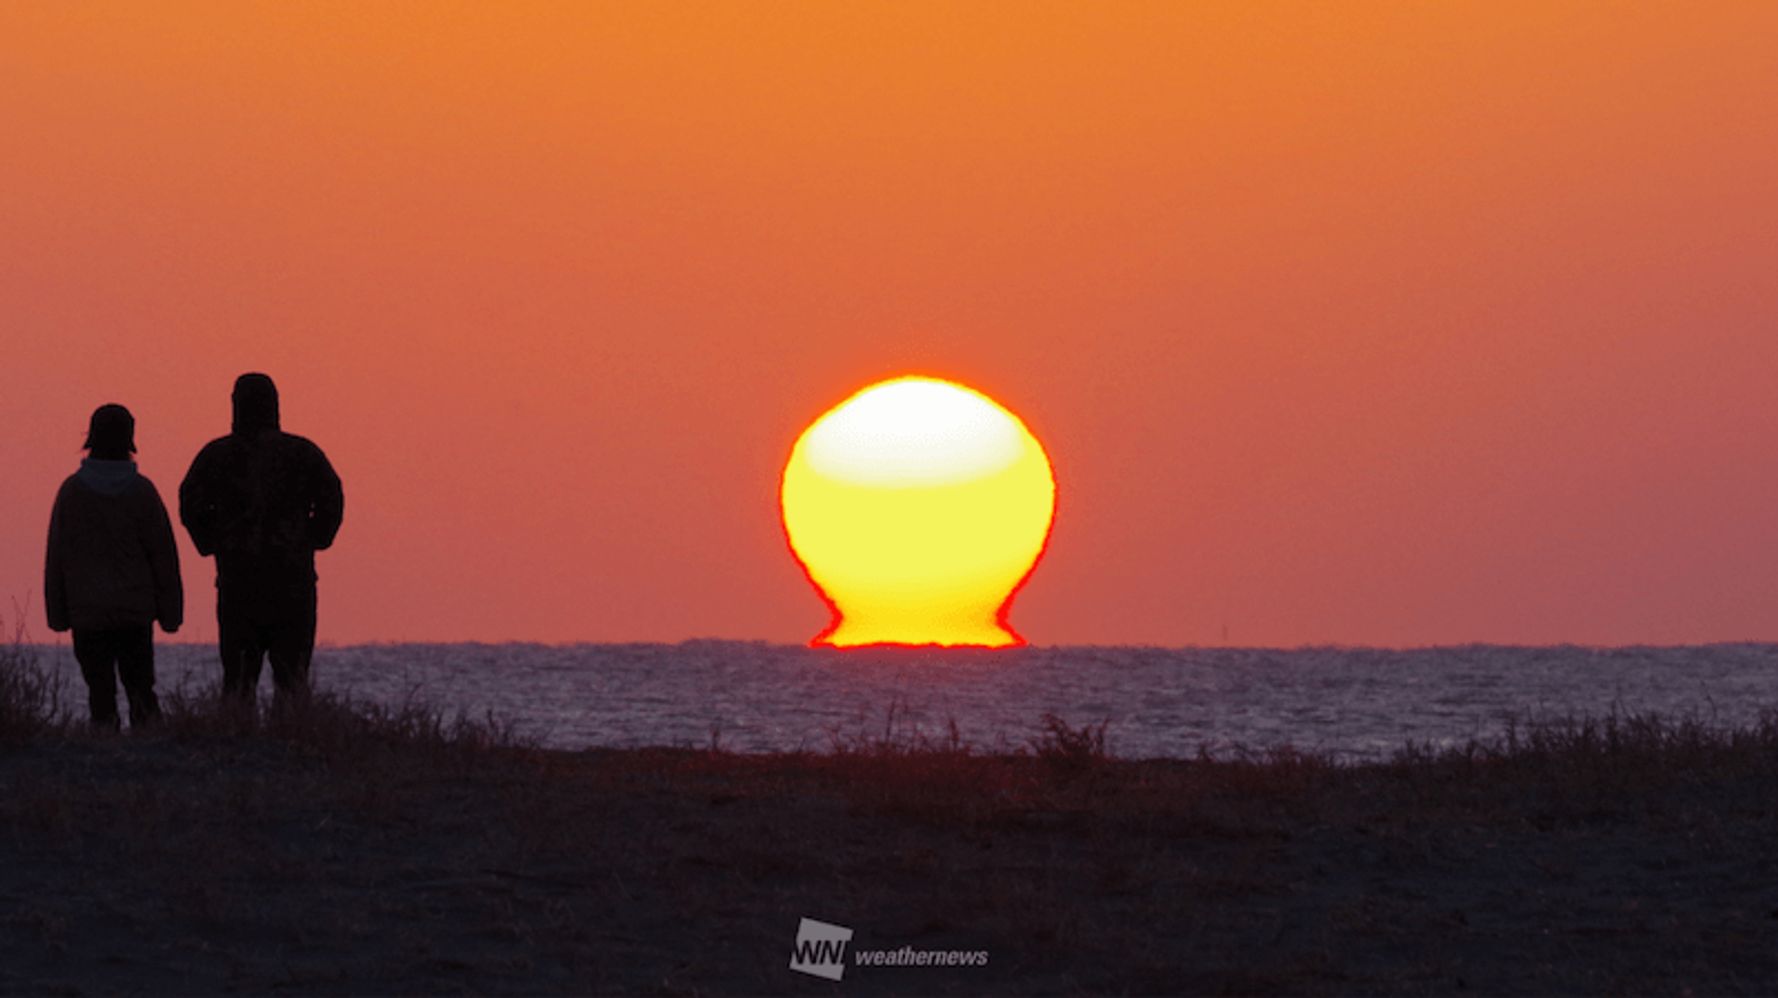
left=4, top=682, right=1778, bottom=995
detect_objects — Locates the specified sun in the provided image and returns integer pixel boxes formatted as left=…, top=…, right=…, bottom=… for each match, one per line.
left=781, top=375, right=1057, bottom=648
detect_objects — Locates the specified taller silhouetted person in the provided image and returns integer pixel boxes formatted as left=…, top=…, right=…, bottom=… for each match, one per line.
left=180, top=374, right=343, bottom=701
left=45, top=404, right=183, bottom=729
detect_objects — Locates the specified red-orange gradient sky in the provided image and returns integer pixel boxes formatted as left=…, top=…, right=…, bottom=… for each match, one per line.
left=4, top=3, right=1775, bottom=647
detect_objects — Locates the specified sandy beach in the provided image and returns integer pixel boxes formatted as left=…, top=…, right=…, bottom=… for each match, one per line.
left=4, top=688, right=1778, bottom=995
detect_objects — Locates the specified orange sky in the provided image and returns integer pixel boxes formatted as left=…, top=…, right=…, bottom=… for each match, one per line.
left=4, top=2, right=1775, bottom=647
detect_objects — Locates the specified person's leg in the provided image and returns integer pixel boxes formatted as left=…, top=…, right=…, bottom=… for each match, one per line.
left=70, top=629, right=121, bottom=730
left=115, top=624, right=160, bottom=728
left=216, top=587, right=265, bottom=701
left=267, top=588, right=318, bottom=698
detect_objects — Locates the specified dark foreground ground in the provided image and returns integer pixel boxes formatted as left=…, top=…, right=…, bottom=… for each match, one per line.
left=4, top=666, right=1778, bottom=994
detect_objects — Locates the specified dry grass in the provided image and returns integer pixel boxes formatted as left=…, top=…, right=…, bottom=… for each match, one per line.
left=0, top=614, right=68, bottom=741
left=0, top=618, right=532, bottom=777
left=1399, top=708, right=1778, bottom=776
left=152, top=683, right=534, bottom=760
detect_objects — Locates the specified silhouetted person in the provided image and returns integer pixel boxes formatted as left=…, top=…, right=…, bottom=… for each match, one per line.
left=179, top=374, right=343, bottom=701
left=45, top=404, right=182, bottom=730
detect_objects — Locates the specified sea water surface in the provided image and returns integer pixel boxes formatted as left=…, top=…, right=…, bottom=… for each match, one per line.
left=34, top=642, right=1778, bottom=759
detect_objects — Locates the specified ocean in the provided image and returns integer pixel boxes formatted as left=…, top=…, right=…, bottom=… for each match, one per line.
left=31, top=642, right=1778, bottom=759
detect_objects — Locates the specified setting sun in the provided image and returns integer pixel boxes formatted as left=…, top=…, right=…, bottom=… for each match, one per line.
left=781, top=376, right=1057, bottom=648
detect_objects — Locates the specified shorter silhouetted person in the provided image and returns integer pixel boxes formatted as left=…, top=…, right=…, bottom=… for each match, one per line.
left=180, top=373, right=343, bottom=701
left=44, top=404, right=183, bottom=730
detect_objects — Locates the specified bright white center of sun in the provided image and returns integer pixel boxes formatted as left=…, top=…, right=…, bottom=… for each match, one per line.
left=799, top=379, right=1024, bottom=487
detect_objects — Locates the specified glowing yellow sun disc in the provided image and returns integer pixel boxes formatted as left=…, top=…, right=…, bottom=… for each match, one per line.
left=780, top=376, right=1057, bottom=647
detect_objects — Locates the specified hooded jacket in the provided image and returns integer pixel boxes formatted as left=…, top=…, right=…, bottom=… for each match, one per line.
left=45, top=459, right=184, bottom=632
left=178, top=378, right=344, bottom=596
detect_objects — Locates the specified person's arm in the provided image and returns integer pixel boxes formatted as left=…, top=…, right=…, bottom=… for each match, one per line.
left=178, top=447, right=218, bottom=557
left=309, top=445, right=344, bottom=551
left=144, top=483, right=183, bottom=634
left=44, top=486, right=70, bottom=633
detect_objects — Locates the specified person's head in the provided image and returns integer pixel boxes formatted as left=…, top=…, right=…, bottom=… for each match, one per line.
left=232, top=372, right=280, bottom=434
left=83, top=403, right=136, bottom=461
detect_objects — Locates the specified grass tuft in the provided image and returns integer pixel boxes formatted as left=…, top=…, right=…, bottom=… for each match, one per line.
left=0, top=614, right=67, bottom=741
left=1029, top=711, right=1110, bottom=773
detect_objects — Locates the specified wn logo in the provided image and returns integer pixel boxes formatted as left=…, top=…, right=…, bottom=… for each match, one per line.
left=789, top=917, right=854, bottom=981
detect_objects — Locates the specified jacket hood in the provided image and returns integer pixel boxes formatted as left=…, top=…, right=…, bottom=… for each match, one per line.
left=232, top=373, right=280, bottom=434
left=76, top=458, right=140, bottom=496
